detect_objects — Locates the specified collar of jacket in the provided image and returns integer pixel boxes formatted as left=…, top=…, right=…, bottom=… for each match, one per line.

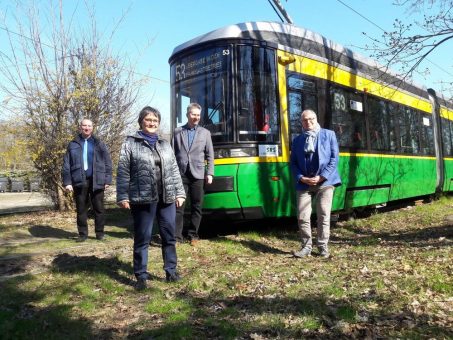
left=129, top=131, right=162, bottom=146
left=75, top=134, right=98, bottom=145
left=183, top=123, right=198, bottom=131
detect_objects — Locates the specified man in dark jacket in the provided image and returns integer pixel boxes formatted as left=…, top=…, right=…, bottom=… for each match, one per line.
left=62, top=118, right=112, bottom=242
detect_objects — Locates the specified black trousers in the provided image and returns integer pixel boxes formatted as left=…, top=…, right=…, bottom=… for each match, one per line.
left=175, top=172, right=205, bottom=241
left=74, top=179, right=105, bottom=237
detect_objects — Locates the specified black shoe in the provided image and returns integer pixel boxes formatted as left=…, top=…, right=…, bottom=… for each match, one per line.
left=150, top=234, right=161, bottom=245
left=135, top=278, right=147, bottom=291
left=166, top=272, right=181, bottom=283
left=96, top=234, right=104, bottom=241
left=76, top=236, right=87, bottom=242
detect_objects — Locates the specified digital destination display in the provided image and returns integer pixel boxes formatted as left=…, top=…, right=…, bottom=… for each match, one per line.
left=173, top=47, right=230, bottom=82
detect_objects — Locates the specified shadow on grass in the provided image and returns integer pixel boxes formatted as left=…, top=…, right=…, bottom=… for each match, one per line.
left=132, top=292, right=451, bottom=339
left=0, top=255, right=33, bottom=277
left=210, top=237, right=293, bottom=255
left=51, top=253, right=142, bottom=287
left=104, top=207, right=133, bottom=229
left=333, top=223, right=453, bottom=248
left=0, top=276, right=103, bottom=339
left=28, top=225, right=75, bottom=239
left=201, top=217, right=299, bottom=254
left=105, top=230, right=132, bottom=239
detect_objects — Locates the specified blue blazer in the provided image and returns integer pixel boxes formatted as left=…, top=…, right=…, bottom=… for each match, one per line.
left=290, top=128, right=341, bottom=191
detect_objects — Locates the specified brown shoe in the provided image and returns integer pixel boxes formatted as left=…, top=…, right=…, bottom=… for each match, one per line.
left=190, top=239, right=199, bottom=246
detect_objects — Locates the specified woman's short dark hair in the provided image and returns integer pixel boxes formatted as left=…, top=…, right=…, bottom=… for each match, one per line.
left=138, top=106, right=161, bottom=126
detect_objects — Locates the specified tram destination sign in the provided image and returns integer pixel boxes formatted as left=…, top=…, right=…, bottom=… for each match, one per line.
left=174, top=48, right=229, bottom=82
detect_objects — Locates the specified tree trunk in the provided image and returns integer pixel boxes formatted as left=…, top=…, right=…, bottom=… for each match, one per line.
left=54, top=180, right=73, bottom=212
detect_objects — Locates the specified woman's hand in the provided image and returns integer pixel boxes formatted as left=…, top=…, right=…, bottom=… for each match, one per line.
left=117, top=201, right=130, bottom=209
left=176, top=197, right=185, bottom=208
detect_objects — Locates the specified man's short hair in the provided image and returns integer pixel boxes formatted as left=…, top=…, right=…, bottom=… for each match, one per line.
left=80, top=118, right=93, bottom=126
left=187, top=103, right=202, bottom=114
left=301, top=109, right=317, bottom=118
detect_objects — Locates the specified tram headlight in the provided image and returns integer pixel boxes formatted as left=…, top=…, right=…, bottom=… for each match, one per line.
left=215, top=148, right=230, bottom=158
left=215, top=147, right=258, bottom=158
left=230, top=148, right=257, bottom=157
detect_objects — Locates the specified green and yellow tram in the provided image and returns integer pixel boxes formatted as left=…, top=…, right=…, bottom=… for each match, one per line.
left=169, top=21, right=453, bottom=220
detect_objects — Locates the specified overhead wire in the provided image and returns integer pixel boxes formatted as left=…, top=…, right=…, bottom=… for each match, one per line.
left=267, top=0, right=285, bottom=23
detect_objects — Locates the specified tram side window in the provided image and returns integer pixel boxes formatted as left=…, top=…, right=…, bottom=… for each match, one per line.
left=237, top=46, right=279, bottom=142
left=330, top=87, right=366, bottom=149
left=398, top=106, right=420, bottom=154
left=420, top=114, right=434, bottom=155
left=367, top=96, right=396, bottom=151
left=442, top=118, right=453, bottom=156
left=287, top=74, right=317, bottom=142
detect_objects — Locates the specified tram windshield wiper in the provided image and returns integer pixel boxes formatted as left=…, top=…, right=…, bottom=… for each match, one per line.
left=204, top=101, right=224, bottom=126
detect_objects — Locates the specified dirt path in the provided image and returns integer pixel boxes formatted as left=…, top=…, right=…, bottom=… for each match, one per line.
left=0, top=192, right=52, bottom=214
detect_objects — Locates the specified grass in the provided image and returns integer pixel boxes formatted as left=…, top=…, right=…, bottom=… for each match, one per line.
left=0, top=196, right=452, bottom=339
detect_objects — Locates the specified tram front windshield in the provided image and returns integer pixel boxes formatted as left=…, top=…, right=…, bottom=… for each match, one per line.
left=171, top=46, right=232, bottom=143
left=171, top=44, right=279, bottom=148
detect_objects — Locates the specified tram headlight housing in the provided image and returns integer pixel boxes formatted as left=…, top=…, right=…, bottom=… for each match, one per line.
left=214, top=147, right=258, bottom=158
left=230, top=148, right=257, bottom=157
left=215, top=148, right=230, bottom=158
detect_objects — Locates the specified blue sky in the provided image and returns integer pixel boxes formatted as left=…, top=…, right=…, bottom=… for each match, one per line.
left=0, top=0, right=451, bottom=128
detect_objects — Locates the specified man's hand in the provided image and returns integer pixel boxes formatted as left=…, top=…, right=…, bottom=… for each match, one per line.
left=300, top=176, right=325, bottom=186
left=117, top=201, right=130, bottom=209
left=65, top=185, right=73, bottom=192
left=205, top=175, right=213, bottom=185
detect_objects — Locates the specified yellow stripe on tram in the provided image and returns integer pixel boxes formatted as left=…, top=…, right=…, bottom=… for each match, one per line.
left=440, top=106, right=453, bottom=121
left=214, top=153, right=437, bottom=165
left=279, top=51, right=432, bottom=114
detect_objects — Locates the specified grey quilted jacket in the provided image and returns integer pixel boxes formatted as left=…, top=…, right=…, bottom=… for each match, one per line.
left=116, top=132, right=185, bottom=204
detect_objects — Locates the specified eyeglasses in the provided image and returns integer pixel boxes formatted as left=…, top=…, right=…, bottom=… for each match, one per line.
left=144, top=118, right=159, bottom=123
left=302, top=117, right=316, bottom=122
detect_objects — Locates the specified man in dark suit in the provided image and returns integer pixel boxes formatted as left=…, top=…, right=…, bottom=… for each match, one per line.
left=172, top=103, right=214, bottom=245
left=62, top=118, right=112, bottom=242
left=290, top=110, right=341, bottom=258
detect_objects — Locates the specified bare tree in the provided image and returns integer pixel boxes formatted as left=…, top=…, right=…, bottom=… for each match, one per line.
left=0, top=1, right=143, bottom=210
left=363, top=0, right=453, bottom=97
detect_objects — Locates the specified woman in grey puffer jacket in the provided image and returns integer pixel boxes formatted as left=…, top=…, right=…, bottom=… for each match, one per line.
left=117, top=106, right=186, bottom=290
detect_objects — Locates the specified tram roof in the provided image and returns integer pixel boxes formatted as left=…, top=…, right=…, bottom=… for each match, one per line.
left=170, top=21, right=428, bottom=96
left=171, top=21, right=370, bottom=64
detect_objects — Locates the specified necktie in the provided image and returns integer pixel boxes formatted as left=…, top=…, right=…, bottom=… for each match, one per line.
left=83, top=139, right=88, bottom=171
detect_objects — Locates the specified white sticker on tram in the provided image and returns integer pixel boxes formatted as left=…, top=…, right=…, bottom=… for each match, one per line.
left=350, top=100, right=363, bottom=112
left=259, top=145, right=279, bottom=157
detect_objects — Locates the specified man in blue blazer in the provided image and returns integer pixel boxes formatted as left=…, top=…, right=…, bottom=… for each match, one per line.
left=290, top=109, right=341, bottom=258
left=172, top=103, right=214, bottom=245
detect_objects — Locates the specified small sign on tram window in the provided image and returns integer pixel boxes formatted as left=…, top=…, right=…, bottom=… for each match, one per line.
left=423, top=117, right=430, bottom=126
left=350, top=100, right=363, bottom=112
left=259, top=145, right=279, bottom=157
